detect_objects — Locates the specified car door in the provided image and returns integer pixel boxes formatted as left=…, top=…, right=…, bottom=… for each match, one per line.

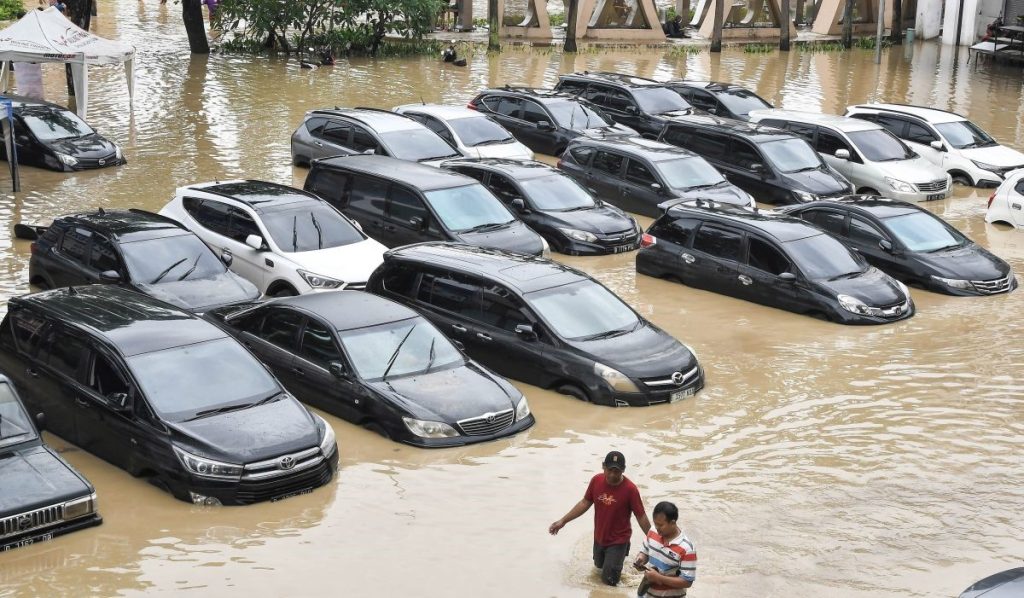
left=621, top=157, right=664, bottom=214
left=88, top=234, right=127, bottom=284
left=48, top=226, right=94, bottom=287
left=903, top=119, right=950, bottom=170
left=311, top=119, right=354, bottom=160
left=518, top=100, right=559, bottom=155
left=343, top=174, right=389, bottom=242
left=474, top=283, right=547, bottom=383
left=289, top=316, right=363, bottom=423
left=815, top=129, right=869, bottom=190
left=641, top=216, right=703, bottom=278
left=351, top=124, right=386, bottom=156
left=183, top=197, right=265, bottom=289
left=727, top=139, right=777, bottom=201
left=736, top=234, right=805, bottom=312
left=485, top=173, right=542, bottom=229
left=74, top=345, right=134, bottom=470
left=684, top=222, right=743, bottom=296
left=3, top=311, right=73, bottom=440
left=238, top=307, right=302, bottom=391
left=386, top=184, right=441, bottom=247
left=10, top=117, right=47, bottom=169
left=846, top=214, right=903, bottom=277
left=480, top=96, right=524, bottom=142
left=412, top=270, right=481, bottom=353
left=589, top=150, right=627, bottom=205
left=33, top=325, right=89, bottom=445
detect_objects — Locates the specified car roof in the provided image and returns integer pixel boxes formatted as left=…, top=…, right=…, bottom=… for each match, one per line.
left=57, top=209, right=188, bottom=241
left=848, top=103, right=964, bottom=124
left=667, top=202, right=821, bottom=242
left=662, top=114, right=790, bottom=142
left=444, top=158, right=559, bottom=180
left=794, top=195, right=921, bottom=218
left=184, top=180, right=322, bottom=210
left=752, top=109, right=879, bottom=132
left=480, top=87, right=576, bottom=104
left=394, top=104, right=484, bottom=121
left=570, top=136, right=696, bottom=161
left=313, top=155, right=474, bottom=191
left=9, top=286, right=226, bottom=358
left=385, top=243, right=588, bottom=293
left=307, top=107, right=420, bottom=132
left=668, top=80, right=749, bottom=93
left=559, top=71, right=666, bottom=88
left=261, top=291, right=417, bottom=331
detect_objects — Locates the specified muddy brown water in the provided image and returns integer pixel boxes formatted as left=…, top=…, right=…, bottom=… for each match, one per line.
left=2, top=3, right=1024, bottom=597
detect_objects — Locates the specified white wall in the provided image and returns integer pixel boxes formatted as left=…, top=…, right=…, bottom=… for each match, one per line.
left=916, top=0, right=943, bottom=38
left=940, top=0, right=1004, bottom=44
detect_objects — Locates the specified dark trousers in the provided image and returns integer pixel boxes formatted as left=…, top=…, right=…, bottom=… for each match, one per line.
left=593, top=541, right=630, bottom=586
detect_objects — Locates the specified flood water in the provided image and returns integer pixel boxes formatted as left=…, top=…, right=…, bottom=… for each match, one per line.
left=2, top=2, right=1024, bottom=597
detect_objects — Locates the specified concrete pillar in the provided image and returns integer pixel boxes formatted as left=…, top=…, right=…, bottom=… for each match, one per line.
left=915, top=0, right=942, bottom=38
left=940, top=0, right=977, bottom=45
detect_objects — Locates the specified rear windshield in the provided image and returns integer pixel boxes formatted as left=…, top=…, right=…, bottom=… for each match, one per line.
left=261, top=204, right=365, bottom=252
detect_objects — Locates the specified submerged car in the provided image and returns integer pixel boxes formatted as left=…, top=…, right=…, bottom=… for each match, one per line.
left=0, top=96, right=125, bottom=172
left=0, top=285, right=338, bottom=506
left=779, top=196, right=1015, bottom=296
left=208, top=292, right=534, bottom=447
left=665, top=81, right=773, bottom=121
left=985, top=169, right=1024, bottom=229
left=959, top=568, right=1024, bottom=598
left=0, top=375, right=102, bottom=551
left=553, top=72, right=697, bottom=138
left=20, top=208, right=259, bottom=313
left=392, top=104, right=534, bottom=160
left=636, top=200, right=914, bottom=324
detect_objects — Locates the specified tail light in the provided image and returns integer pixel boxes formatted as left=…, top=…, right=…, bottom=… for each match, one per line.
left=29, top=242, right=38, bottom=255
left=466, top=102, right=477, bottom=110
left=556, top=159, right=564, bottom=168
left=988, top=191, right=997, bottom=209
left=639, top=233, right=656, bottom=248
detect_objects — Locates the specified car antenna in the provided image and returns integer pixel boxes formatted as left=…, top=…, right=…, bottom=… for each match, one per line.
left=420, top=95, right=426, bottom=105
left=66, top=286, right=77, bottom=296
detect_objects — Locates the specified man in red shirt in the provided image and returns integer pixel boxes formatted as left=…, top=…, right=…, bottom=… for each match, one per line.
left=549, top=451, right=651, bottom=586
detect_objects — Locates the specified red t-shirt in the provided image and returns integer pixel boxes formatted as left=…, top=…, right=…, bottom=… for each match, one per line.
left=584, top=473, right=645, bottom=546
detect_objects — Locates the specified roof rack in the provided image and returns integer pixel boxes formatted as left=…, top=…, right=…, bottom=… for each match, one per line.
left=126, top=208, right=186, bottom=227
left=497, top=85, right=567, bottom=97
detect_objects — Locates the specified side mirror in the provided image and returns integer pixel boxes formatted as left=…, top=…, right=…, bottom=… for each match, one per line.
left=834, top=149, right=851, bottom=160
left=99, top=270, right=121, bottom=283
left=778, top=272, right=797, bottom=283
left=625, top=105, right=639, bottom=115
left=750, top=163, right=765, bottom=175
left=35, top=412, right=45, bottom=432
left=328, top=361, right=350, bottom=379
left=707, top=108, right=718, bottom=115
left=362, top=148, right=376, bottom=155
left=245, top=234, right=265, bottom=250
left=221, top=251, right=233, bottom=267
left=536, top=120, right=554, bottom=131
left=15, top=135, right=29, bottom=144
left=650, top=182, right=663, bottom=191
left=107, top=392, right=130, bottom=412
left=408, top=216, right=426, bottom=230
left=511, top=198, right=529, bottom=213
left=514, top=323, right=538, bottom=342
left=879, top=239, right=894, bottom=252
left=929, top=140, right=945, bottom=152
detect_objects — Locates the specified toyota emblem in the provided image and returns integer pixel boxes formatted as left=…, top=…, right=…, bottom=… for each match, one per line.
left=671, top=371, right=684, bottom=385
left=485, top=413, right=496, bottom=424
left=278, top=456, right=296, bottom=470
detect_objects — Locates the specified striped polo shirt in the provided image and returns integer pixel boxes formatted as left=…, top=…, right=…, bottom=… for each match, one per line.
left=640, top=528, right=697, bottom=597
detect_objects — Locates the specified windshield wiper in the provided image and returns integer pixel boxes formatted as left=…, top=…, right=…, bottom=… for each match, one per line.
left=182, top=402, right=257, bottom=422
left=310, top=211, right=323, bottom=250
left=464, top=222, right=511, bottom=233
left=581, top=327, right=631, bottom=341
left=291, top=214, right=299, bottom=252
left=828, top=271, right=862, bottom=281
left=381, top=325, right=417, bottom=382
left=560, top=205, right=593, bottom=212
left=474, top=138, right=513, bottom=146
left=423, top=338, right=436, bottom=374
left=150, top=257, right=188, bottom=284
left=176, top=252, right=204, bottom=281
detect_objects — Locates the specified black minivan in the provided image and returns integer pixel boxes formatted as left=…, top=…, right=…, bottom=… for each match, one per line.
left=0, top=285, right=338, bottom=506
left=305, top=155, right=548, bottom=256
left=367, top=243, right=703, bottom=406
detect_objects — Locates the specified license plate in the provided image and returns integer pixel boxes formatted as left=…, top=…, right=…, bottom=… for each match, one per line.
left=270, top=487, right=314, bottom=502
left=926, top=192, right=947, bottom=201
left=2, top=532, right=53, bottom=552
left=670, top=388, right=695, bottom=403
left=613, top=243, right=636, bottom=254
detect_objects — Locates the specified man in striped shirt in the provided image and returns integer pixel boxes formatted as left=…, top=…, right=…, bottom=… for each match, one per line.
left=633, top=501, right=696, bottom=597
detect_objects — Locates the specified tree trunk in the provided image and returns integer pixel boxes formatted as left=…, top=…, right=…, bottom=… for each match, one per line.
left=565, top=0, right=579, bottom=52
left=710, top=0, right=724, bottom=52
left=841, top=0, right=853, bottom=48
left=488, top=0, right=500, bottom=51
left=890, top=0, right=903, bottom=44
left=183, top=0, right=210, bottom=54
left=780, top=0, right=790, bottom=50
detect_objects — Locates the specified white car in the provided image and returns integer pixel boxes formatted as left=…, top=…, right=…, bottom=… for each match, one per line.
left=392, top=104, right=534, bottom=160
left=845, top=103, right=1024, bottom=188
left=985, top=169, right=1024, bottom=229
left=159, top=180, right=387, bottom=296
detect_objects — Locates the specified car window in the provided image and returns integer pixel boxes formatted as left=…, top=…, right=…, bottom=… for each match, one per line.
left=730, top=140, right=766, bottom=171
left=380, top=264, right=420, bottom=298
left=1015, top=179, right=1024, bottom=195
left=604, top=89, right=637, bottom=112
left=546, top=101, right=615, bottom=129
left=226, top=207, right=261, bottom=244
left=557, top=80, right=588, bottom=95
left=89, top=235, right=120, bottom=272
left=816, top=130, right=853, bottom=156
left=870, top=115, right=907, bottom=137
left=483, top=96, right=521, bottom=118
left=488, top=174, right=521, bottom=202
left=648, top=217, right=701, bottom=246
left=185, top=198, right=232, bottom=237
left=44, top=332, right=87, bottom=379
left=378, top=128, right=460, bottom=161
left=582, top=84, right=609, bottom=106
left=419, top=115, right=455, bottom=145
left=905, top=121, right=938, bottom=144
left=654, top=157, right=726, bottom=189
left=387, top=185, right=430, bottom=226
left=447, top=116, right=514, bottom=147
left=747, top=237, right=791, bottom=275
left=593, top=151, right=624, bottom=176
left=632, top=87, right=691, bottom=114
left=307, top=170, right=352, bottom=207
left=479, top=285, right=531, bottom=332
left=692, top=224, right=742, bottom=261
left=305, top=117, right=327, bottom=136
left=349, top=175, right=388, bottom=215
left=350, top=125, right=380, bottom=153
left=59, top=227, right=91, bottom=263
left=519, top=174, right=595, bottom=210
left=568, top=145, right=595, bottom=165
left=785, top=122, right=817, bottom=141
left=848, top=129, right=914, bottom=162
left=660, top=125, right=698, bottom=149
left=760, top=138, right=823, bottom=173
left=9, top=311, right=48, bottom=356
left=883, top=211, right=965, bottom=252
left=803, top=209, right=847, bottom=235
left=848, top=216, right=886, bottom=245
left=20, top=107, right=94, bottom=141
left=89, top=351, right=130, bottom=399
left=449, top=166, right=487, bottom=183
left=321, top=121, right=351, bottom=145
left=299, top=318, right=341, bottom=369
left=259, top=309, right=303, bottom=350
left=685, top=130, right=729, bottom=158
left=716, top=89, right=772, bottom=117
left=524, top=280, right=638, bottom=341
left=521, top=100, right=550, bottom=125
left=625, top=159, right=657, bottom=186
left=417, top=272, right=481, bottom=317
left=338, top=317, right=462, bottom=381
left=688, top=89, right=718, bottom=112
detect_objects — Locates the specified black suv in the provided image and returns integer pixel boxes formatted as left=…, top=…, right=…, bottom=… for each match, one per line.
left=0, top=285, right=339, bottom=506
left=21, top=209, right=259, bottom=313
left=367, top=243, right=703, bottom=407
left=553, top=72, right=696, bottom=138
left=665, top=81, right=773, bottom=121
left=557, top=137, right=755, bottom=217
left=467, top=87, right=636, bottom=156
left=441, top=158, right=641, bottom=255
left=658, top=114, right=853, bottom=204
left=0, top=375, right=102, bottom=551
left=305, top=155, right=547, bottom=256
left=636, top=200, right=914, bottom=324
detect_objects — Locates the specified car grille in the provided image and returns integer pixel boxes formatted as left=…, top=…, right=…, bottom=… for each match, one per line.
left=242, top=447, right=324, bottom=482
left=1, top=503, right=64, bottom=540
left=457, top=408, right=515, bottom=436
left=915, top=179, right=948, bottom=193
left=235, top=459, right=332, bottom=504
left=74, top=153, right=118, bottom=169
left=877, top=299, right=911, bottom=319
left=971, top=274, right=1014, bottom=294
left=640, top=365, right=701, bottom=389
left=596, top=229, right=639, bottom=247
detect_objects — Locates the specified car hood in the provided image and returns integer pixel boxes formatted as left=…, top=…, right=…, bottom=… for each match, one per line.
left=168, top=398, right=319, bottom=463
left=961, top=144, right=1024, bottom=168
left=873, top=156, right=948, bottom=183
left=0, top=445, right=92, bottom=513
left=542, top=205, right=636, bottom=234
left=567, top=322, right=697, bottom=379
left=914, top=243, right=1010, bottom=280
left=368, top=362, right=517, bottom=422
left=959, top=567, right=1024, bottom=598
left=673, top=183, right=753, bottom=206
left=135, top=272, right=260, bottom=312
left=286, top=238, right=387, bottom=285
left=783, top=167, right=851, bottom=195
left=813, top=267, right=906, bottom=305
left=468, top=141, right=534, bottom=160
left=456, top=221, right=544, bottom=255
left=48, top=134, right=116, bottom=159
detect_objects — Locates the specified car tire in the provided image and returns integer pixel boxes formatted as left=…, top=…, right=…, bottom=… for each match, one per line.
left=269, top=285, right=298, bottom=297
left=951, top=173, right=972, bottom=186
left=857, top=187, right=880, bottom=196
left=292, top=154, right=307, bottom=167
left=363, top=422, right=390, bottom=439
left=556, top=384, right=590, bottom=403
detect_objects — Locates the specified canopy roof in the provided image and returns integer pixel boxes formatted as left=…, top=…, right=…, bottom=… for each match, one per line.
left=0, top=7, right=135, bottom=64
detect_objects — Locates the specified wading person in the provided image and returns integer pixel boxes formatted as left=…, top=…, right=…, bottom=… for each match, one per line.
left=634, top=501, right=696, bottom=597
left=548, top=451, right=651, bottom=586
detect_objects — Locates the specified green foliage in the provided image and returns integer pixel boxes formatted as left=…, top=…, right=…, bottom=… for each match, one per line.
left=0, top=0, right=26, bottom=21
left=548, top=12, right=565, bottom=26
left=668, top=45, right=701, bottom=56
left=799, top=41, right=845, bottom=52
left=743, top=43, right=773, bottom=53
left=855, top=36, right=891, bottom=49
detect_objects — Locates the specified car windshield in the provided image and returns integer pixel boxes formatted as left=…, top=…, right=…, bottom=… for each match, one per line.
left=380, top=129, right=461, bottom=161
left=520, top=174, right=595, bottom=211
left=655, top=157, right=726, bottom=189
left=934, top=120, right=997, bottom=149
left=716, top=89, right=773, bottom=117
left=122, top=234, right=225, bottom=284
left=424, top=184, right=516, bottom=232
left=0, top=382, right=37, bottom=448
left=848, top=129, right=914, bottom=162
left=526, top=280, right=639, bottom=341
left=448, top=115, right=515, bottom=147
left=20, top=108, right=95, bottom=141
left=883, top=212, right=966, bottom=252
left=760, top=138, right=823, bottom=173
left=785, top=234, right=867, bottom=280
left=546, top=101, right=615, bottom=130
left=339, top=318, right=463, bottom=381
left=261, top=204, right=364, bottom=253
left=632, top=87, right=691, bottom=114
left=128, top=337, right=280, bottom=423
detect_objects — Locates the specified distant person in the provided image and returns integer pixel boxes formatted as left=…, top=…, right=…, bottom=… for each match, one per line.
left=664, top=15, right=688, bottom=38
left=203, top=0, right=218, bottom=22
left=633, top=501, right=697, bottom=597
left=442, top=43, right=457, bottom=63
left=549, top=451, right=651, bottom=586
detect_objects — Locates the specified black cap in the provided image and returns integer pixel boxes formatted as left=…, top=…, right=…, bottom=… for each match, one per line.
left=603, top=451, right=626, bottom=470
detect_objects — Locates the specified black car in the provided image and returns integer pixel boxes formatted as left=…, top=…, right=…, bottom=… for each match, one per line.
left=207, top=291, right=535, bottom=447
left=466, top=87, right=636, bottom=156
left=636, top=200, right=914, bottom=324
left=0, top=96, right=125, bottom=172
left=959, top=568, right=1024, bottom=598
left=367, top=243, right=703, bottom=407
left=0, top=375, right=102, bottom=551
left=777, top=196, right=1016, bottom=296
left=665, top=81, right=773, bottom=121
left=19, top=209, right=259, bottom=313
left=658, top=114, right=853, bottom=204
left=305, top=155, right=547, bottom=256
left=553, top=72, right=697, bottom=138
left=557, top=136, right=755, bottom=217
left=0, top=286, right=338, bottom=506
left=440, top=158, right=641, bottom=255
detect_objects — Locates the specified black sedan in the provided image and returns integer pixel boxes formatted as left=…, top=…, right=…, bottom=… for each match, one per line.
left=208, top=291, right=534, bottom=447
left=0, top=96, right=125, bottom=171
left=441, top=159, right=641, bottom=255
left=778, top=196, right=1016, bottom=296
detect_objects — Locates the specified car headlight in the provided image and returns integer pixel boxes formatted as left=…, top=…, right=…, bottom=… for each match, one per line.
left=173, top=446, right=243, bottom=480
left=793, top=190, right=817, bottom=203
left=540, top=235, right=550, bottom=258
left=63, top=493, right=97, bottom=520
left=515, top=396, right=530, bottom=421
left=884, top=176, right=916, bottom=193
left=633, top=218, right=643, bottom=234
left=556, top=227, right=598, bottom=243
left=56, top=153, right=78, bottom=166
left=837, top=293, right=888, bottom=317
left=402, top=417, right=459, bottom=438
left=114, top=146, right=123, bottom=160
left=594, top=362, right=640, bottom=393
left=972, top=160, right=1000, bottom=173
left=931, top=275, right=974, bottom=290
left=298, top=269, right=344, bottom=290
left=316, top=414, right=337, bottom=456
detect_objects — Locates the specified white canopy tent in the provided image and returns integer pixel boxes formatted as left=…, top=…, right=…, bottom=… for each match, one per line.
left=0, top=7, right=135, bottom=119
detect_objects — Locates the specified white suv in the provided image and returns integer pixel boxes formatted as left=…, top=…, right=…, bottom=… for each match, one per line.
left=986, top=169, right=1024, bottom=229
left=845, top=104, right=1024, bottom=188
left=160, top=180, right=387, bottom=296
left=392, top=104, right=535, bottom=160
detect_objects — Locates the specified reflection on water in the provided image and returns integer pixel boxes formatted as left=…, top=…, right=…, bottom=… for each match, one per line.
left=1, top=1, right=1024, bottom=596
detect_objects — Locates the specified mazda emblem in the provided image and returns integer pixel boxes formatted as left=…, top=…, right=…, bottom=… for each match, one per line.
left=278, top=456, right=296, bottom=470
left=671, top=371, right=684, bottom=385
